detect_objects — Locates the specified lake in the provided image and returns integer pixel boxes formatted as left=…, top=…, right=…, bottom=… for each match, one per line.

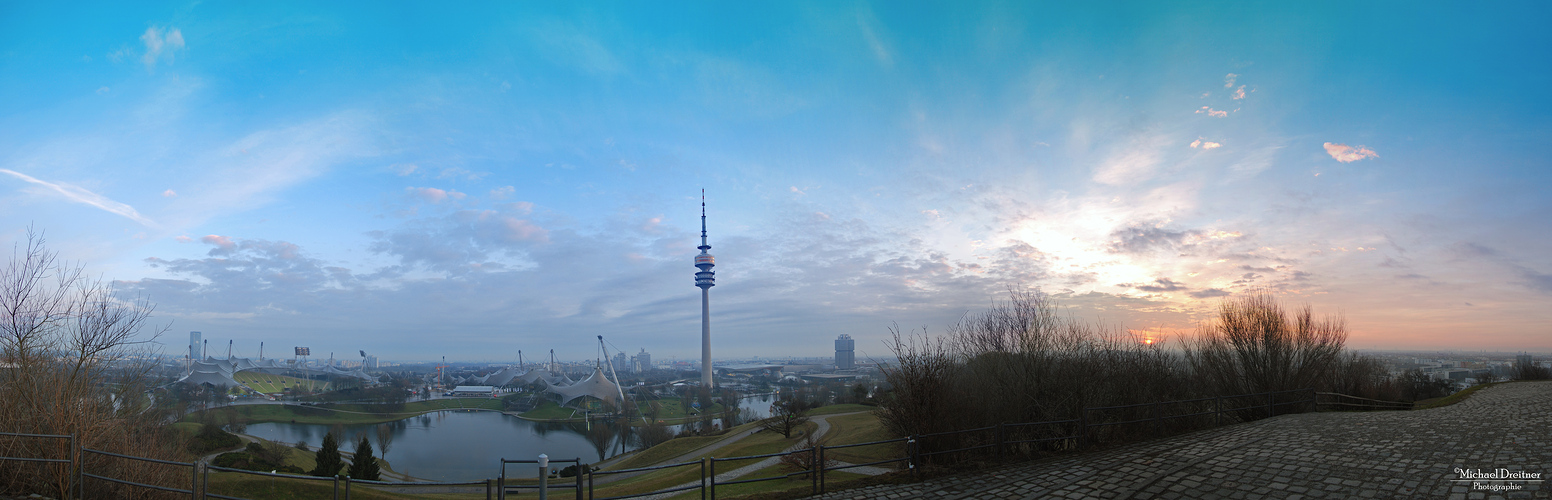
left=243, top=395, right=773, bottom=481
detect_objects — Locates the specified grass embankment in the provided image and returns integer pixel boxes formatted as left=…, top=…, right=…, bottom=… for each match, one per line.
left=203, top=473, right=478, bottom=500
left=185, top=398, right=505, bottom=425
left=1412, top=381, right=1523, bottom=410
left=806, top=403, right=874, bottom=416
left=817, top=411, right=901, bottom=465
left=518, top=397, right=727, bottom=424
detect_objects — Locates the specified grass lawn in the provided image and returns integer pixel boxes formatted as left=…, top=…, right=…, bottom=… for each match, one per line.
left=203, top=472, right=483, bottom=500
left=1413, top=380, right=1528, bottom=410
left=818, top=412, right=904, bottom=466
left=234, top=372, right=325, bottom=394
left=518, top=400, right=581, bottom=420
left=605, top=420, right=767, bottom=472
left=806, top=403, right=875, bottom=416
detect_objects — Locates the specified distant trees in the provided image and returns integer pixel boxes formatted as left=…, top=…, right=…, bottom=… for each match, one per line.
left=1514, top=358, right=1552, bottom=381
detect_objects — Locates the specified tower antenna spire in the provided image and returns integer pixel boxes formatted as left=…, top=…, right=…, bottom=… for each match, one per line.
left=694, top=190, right=716, bottom=388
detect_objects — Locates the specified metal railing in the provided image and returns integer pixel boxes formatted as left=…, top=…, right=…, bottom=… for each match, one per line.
left=498, top=457, right=582, bottom=500
left=585, top=458, right=705, bottom=500
left=79, top=447, right=199, bottom=498
left=1314, top=391, right=1413, bottom=411
left=0, top=432, right=77, bottom=498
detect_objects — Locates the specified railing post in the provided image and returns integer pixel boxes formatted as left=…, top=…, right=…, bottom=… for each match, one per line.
left=575, top=459, right=583, bottom=500
left=810, top=446, right=817, bottom=495
left=586, top=466, right=592, bottom=500
left=907, top=436, right=918, bottom=475
left=1078, top=409, right=1088, bottom=450
left=700, top=457, right=707, bottom=500
left=818, top=445, right=826, bottom=494
left=709, top=457, right=717, bottom=500
left=1151, top=402, right=1160, bottom=437
left=1266, top=391, right=1273, bottom=419
left=1213, top=395, right=1221, bottom=426
left=487, top=478, right=492, bottom=500
left=345, top=475, right=352, bottom=500
left=996, top=422, right=1005, bottom=460
left=333, top=474, right=339, bottom=500
left=498, top=460, right=505, bottom=500
left=193, top=461, right=200, bottom=500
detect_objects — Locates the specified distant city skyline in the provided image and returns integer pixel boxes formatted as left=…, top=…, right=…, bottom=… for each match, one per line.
left=2, top=3, right=1549, bottom=361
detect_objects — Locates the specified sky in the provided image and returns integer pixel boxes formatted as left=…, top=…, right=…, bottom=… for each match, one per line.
left=2, top=2, right=1549, bottom=363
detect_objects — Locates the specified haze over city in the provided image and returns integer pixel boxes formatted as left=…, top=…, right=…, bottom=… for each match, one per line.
left=2, top=2, right=1549, bottom=362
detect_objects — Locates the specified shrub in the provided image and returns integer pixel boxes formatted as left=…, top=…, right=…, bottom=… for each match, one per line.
left=347, top=435, right=380, bottom=481
left=310, top=433, right=344, bottom=477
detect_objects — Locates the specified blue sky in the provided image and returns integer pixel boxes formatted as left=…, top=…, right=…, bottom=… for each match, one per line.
left=3, top=2, right=1549, bottom=362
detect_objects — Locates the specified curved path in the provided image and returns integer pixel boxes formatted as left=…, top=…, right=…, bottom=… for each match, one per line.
left=807, top=381, right=1552, bottom=499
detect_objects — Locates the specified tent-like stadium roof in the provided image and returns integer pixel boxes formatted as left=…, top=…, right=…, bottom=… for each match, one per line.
left=174, top=356, right=377, bottom=388
left=546, top=366, right=622, bottom=406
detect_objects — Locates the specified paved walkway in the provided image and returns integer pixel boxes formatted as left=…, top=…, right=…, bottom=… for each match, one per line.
left=806, top=381, right=1552, bottom=500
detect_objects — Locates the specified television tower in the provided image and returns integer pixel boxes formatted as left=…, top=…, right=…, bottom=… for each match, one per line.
left=694, top=190, right=716, bottom=388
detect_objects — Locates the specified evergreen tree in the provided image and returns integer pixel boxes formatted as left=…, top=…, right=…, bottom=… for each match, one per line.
left=347, top=435, right=381, bottom=480
left=310, top=432, right=344, bottom=477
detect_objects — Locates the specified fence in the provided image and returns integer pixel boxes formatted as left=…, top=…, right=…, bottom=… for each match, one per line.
left=2, top=388, right=1413, bottom=499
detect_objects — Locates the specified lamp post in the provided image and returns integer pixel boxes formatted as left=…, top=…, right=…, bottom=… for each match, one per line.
left=538, top=454, right=549, bottom=500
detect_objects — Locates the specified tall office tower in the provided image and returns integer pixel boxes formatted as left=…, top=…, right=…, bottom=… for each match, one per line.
left=189, top=331, right=202, bottom=362
left=633, top=349, right=652, bottom=373
left=835, top=334, right=856, bottom=370
left=613, top=352, right=630, bottom=373
left=694, top=190, right=716, bottom=388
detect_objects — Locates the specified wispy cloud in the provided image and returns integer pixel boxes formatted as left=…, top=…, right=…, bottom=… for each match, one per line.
left=140, top=26, right=185, bottom=71
left=1322, top=142, right=1378, bottom=162
left=1231, top=85, right=1246, bottom=100
left=855, top=4, right=894, bottom=67
left=0, top=168, right=158, bottom=227
left=1189, top=138, right=1223, bottom=150
left=1224, top=73, right=1238, bottom=88
left=408, top=187, right=465, bottom=203
left=1196, top=106, right=1228, bottom=118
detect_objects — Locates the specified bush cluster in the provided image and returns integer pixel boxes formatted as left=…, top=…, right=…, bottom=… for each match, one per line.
left=876, top=290, right=1400, bottom=463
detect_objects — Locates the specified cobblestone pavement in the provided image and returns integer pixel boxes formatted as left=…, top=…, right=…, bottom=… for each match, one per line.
left=807, top=381, right=1552, bottom=500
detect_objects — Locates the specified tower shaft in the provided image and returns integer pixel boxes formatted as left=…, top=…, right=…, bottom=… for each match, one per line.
left=701, top=287, right=711, bottom=387
left=694, top=190, right=716, bottom=388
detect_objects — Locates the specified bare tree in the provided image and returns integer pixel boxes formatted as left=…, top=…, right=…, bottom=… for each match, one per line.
left=760, top=397, right=812, bottom=439
left=0, top=228, right=173, bottom=497
left=374, top=423, right=395, bottom=456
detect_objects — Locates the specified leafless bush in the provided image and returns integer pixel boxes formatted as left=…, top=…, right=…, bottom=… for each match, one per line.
left=880, top=289, right=1384, bottom=462
left=777, top=434, right=836, bottom=476
left=1184, top=293, right=1346, bottom=416
left=879, top=289, right=1195, bottom=461
left=0, top=229, right=176, bottom=497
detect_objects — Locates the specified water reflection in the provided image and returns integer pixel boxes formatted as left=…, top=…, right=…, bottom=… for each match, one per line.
left=242, top=396, right=773, bottom=482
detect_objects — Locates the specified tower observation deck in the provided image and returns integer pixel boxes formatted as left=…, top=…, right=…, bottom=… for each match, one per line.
left=695, top=190, right=715, bottom=388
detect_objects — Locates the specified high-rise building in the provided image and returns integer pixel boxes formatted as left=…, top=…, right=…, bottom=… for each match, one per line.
left=188, top=331, right=202, bottom=362
left=633, top=349, right=652, bottom=373
left=612, top=352, right=630, bottom=373
left=694, top=191, right=716, bottom=388
left=835, top=334, right=855, bottom=370
left=364, top=355, right=379, bottom=370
